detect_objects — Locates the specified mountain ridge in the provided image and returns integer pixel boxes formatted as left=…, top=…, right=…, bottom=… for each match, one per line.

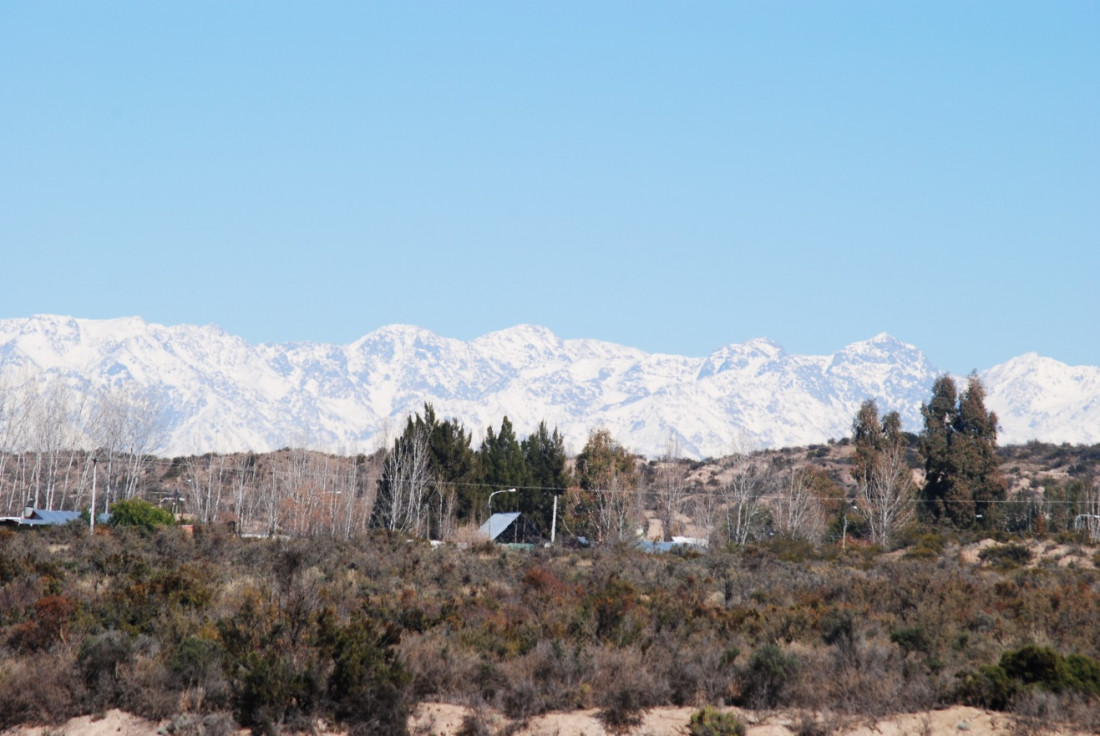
left=1, top=314, right=1098, bottom=458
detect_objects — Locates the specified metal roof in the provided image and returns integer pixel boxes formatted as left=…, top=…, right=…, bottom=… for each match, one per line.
left=30, top=509, right=82, bottom=525
left=0, top=509, right=109, bottom=527
left=479, top=512, right=521, bottom=542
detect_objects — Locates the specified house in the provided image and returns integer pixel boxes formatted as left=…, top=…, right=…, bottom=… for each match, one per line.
left=0, top=507, right=109, bottom=528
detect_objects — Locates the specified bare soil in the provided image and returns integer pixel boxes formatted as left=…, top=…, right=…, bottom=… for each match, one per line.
left=1, top=704, right=1091, bottom=736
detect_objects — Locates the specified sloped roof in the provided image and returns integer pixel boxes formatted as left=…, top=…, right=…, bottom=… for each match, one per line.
left=479, top=512, right=521, bottom=542
left=28, top=509, right=82, bottom=525
left=0, top=509, right=109, bottom=527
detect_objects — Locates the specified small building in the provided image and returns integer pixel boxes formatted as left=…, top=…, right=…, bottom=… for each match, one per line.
left=478, top=512, right=542, bottom=546
left=0, top=508, right=108, bottom=528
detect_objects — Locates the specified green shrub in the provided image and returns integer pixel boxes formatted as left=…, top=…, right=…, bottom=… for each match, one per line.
left=170, top=636, right=225, bottom=688
left=110, top=499, right=175, bottom=531
left=904, top=532, right=945, bottom=559
left=319, top=613, right=411, bottom=734
left=890, top=626, right=932, bottom=656
left=1065, top=653, right=1100, bottom=696
left=957, top=663, right=1016, bottom=710
left=958, top=645, right=1100, bottom=710
left=741, top=644, right=800, bottom=709
left=1001, top=644, right=1069, bottom=691
left=978, top=543, right=1033, bottom=569
left=688, top=705, right=745, bottom=736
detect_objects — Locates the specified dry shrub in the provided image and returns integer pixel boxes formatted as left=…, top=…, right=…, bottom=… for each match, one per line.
left=0, top=653, right=82, bottom=728
left=118, top=652, right=179, bottom=720
left=449, top=523, right=491, bottom=546
left=7, top=594, right=76, bottom=652
left=589, top=646, right=669, bottom=716
left=78, top=629, right=134, bottom=709
left=599, top=687, right=645, bottom=734
left=160, top=712, right=238, bottom=736
left=497, top=639, right=594, bottom=718
left=400, top=629, right=482, bottom=699
left=646, top=630, right=739, bottom=706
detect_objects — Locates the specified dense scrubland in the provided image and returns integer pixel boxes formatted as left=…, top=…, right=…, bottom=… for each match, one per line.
left=1, top=520, right=1098, bottom=735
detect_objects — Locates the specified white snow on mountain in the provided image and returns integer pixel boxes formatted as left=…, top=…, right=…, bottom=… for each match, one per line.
left=982, top=353, right=1100, bottom=446
left=0, top=315, right=1097, bottom=458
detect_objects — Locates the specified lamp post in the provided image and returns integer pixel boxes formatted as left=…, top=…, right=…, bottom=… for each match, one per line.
left=487, top=487, right=517, bottom=515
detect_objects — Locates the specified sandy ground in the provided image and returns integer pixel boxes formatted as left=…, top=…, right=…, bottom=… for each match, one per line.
left=408, top=702, right=1065, bottom=735
left=1, top=704, right=1088, bottom=736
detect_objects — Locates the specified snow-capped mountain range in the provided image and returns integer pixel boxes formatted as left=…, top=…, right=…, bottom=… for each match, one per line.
left=1, top=315, right=1098, bottom=458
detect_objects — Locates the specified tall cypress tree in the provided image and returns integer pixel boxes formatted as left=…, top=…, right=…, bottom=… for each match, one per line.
left=521, top=421, right=571, bottom=534
left=479, top=417, right=529, bottom=518
left=429, top=413, right=479, bottom=523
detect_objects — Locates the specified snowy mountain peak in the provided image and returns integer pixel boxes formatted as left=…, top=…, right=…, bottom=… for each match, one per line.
left=0, top=315, right=1097, bottom=458
left=472, top=324, right=565, bottom=362
left=698, top=337, right=786, bottom=379
left=836, top=332, right=916, bottom=357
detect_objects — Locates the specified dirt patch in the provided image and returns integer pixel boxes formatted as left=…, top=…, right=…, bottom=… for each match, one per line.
left=407, top=703, right=1080, bottom=736
left=3, top=710, right=164, bottom=736
left=959, top=539, right=1097, bottom=569
left=2, top=704, right=1091, bottom=736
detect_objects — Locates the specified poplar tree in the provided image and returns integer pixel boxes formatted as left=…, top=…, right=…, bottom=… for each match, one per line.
left=568, top=428, right=640, bottom=543
left=852, top=399, right=914, bottom=545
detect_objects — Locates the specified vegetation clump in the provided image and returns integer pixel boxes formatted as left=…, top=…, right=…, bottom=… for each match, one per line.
left=957, top=645, right=1100, bottom=711
left=109, top=498, right=175, bottom=531
left=978, top=543, right=1033, bottom=569
left=688, top=706, right=746, bottom=736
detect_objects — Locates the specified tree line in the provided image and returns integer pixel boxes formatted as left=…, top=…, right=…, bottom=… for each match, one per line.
left=1, top=371, right=1098, bottom=545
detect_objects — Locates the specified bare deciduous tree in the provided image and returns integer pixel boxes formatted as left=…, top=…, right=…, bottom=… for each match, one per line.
left=378, top=426, right=435, bottom=537
left=1081, top=477, right=1100, bottom=542
left=29, top=379, right=86, bottom=510
left=771, top=464, right=824, bottom=543
left=653, top=433, right=690, bottom=541
left=0, top=373, right=34, bottom=514
left=89, top=385, right=168, bottom=504
left=718, top=448, right=767, bottom=545
left=185, top=453, right=225, bottom=524
left=852, top=400, right=915, bottom=546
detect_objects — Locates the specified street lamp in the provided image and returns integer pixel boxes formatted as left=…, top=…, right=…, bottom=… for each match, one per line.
left=487, top=487, right=517, bottom=515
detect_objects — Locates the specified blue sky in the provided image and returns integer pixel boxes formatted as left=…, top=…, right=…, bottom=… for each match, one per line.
left=2, top=2, right=1097, bottom=375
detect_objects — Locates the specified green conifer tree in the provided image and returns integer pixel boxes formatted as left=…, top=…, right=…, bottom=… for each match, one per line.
left=478, top=417, right=529, bottom=518
left=520, top=421, right=571, bottom=534
left=919, top=374, right=1005, bottom=528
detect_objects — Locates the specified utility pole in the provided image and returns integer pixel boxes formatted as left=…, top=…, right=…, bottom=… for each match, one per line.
left=89, top=457, right=97, bottom=533
left=550, top=493, right=558, bottom=545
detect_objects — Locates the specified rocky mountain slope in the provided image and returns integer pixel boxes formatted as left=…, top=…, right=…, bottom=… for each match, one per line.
left=0, top=315, right=1097, bottom=458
